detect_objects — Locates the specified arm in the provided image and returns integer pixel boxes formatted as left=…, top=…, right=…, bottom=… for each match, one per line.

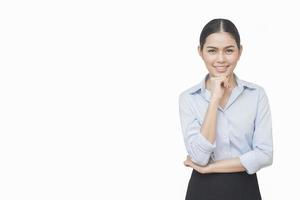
left=239, top=87, right=273, bottom=174
left=179, top=76, right=229, bottom=166
left=179, top=94, right=219, bottom=166
left=205, top=89, right=272, bottom=174
left=208, top=158, right=246, bottom=173
left=200, top=97, right=220, bottom=144
left=184, top=156, right=246, bottom=173
left=183, top=87, right=273, bottom=174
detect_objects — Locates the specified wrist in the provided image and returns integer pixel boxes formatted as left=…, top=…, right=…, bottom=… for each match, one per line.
left=210, top=96, right=221, bottom=104
left=205, top=163, right=214, bottom=173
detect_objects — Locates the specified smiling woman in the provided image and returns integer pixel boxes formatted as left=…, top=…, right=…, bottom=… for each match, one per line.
left=200, top=34, right=241, bottom=74
left=179, top=19, right=273, bottom=200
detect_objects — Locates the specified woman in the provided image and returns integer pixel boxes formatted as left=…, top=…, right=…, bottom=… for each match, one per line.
left=178, top=18, right=273, bottom=200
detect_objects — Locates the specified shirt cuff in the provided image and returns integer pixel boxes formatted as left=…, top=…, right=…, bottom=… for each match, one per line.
left=191, top=132, right=216, bottom=153
left=239, top=151, right=257, bottom=175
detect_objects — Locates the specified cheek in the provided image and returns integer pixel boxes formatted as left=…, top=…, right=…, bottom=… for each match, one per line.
left=202, top=55, right=216, bottom=64
left=227, top=55, right=240, bottom=64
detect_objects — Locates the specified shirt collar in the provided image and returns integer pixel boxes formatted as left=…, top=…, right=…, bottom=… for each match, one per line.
left=189, top=73, right=256, bottom=95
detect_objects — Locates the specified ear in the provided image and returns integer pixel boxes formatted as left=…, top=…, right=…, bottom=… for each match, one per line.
left=238, top=45, right=243, bottom=58
left=197, top=45, right=203, bottom=58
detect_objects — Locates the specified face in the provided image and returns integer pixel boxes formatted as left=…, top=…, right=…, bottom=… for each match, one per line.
left=198, top=32, right=242, bottom=77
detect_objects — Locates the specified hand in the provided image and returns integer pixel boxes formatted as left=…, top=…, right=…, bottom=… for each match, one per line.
left=183, top=156, right=194, bottom=167
left=183, top=156, right=210, bottom=174
left=210, top=74, right=231, bottom=100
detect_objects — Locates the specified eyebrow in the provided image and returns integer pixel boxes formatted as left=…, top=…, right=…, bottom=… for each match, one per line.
left=206, top=45, right=235, bottom=49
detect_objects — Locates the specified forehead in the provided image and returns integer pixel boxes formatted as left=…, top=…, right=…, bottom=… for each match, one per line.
left=204, top=32, right=237, bottom=48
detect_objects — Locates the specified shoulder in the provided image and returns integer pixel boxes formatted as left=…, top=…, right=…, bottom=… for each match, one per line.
left=238, top=78, right=270, bottom=102
left=178, top=83, right=201, bottom=102
left=239, top=78, right=267, bottom=93
left=239, top=78, right=260, bottom=90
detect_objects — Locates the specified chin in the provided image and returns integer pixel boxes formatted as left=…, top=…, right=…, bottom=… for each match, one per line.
left=216, top=69, right=233, bottom=75
left=210, top=71, right=229, bottom=77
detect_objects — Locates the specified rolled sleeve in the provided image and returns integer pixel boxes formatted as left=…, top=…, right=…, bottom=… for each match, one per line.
left=179, top=93, right=216, bottom=166
left=239, top=87, right=273, bottom=174
left=240, top=149, right=273, bottom=175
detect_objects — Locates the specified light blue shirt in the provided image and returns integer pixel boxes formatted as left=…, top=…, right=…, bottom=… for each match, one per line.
left=179, top=73, right=273, bottom=174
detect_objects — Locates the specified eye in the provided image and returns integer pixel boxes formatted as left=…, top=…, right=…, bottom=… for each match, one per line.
left=225, top=49, right=234, bottom=54
left=207, top=49, right=216, bottom=54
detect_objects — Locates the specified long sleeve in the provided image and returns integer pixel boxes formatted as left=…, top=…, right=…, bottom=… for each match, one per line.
left=179, top=93, right=216, bottom=166
left=239, top=87, right=273, bottom=174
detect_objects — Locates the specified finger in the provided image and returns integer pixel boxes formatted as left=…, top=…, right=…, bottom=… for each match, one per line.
left=224, top=79, right=229, bottom=88
left=183, top=161, right=191, bottom=167
left=226, top=75, right=231, bottom=85
left=227, top=74, right=231, bottom=81
left=222, top=81, right=227, bottom=88
left=224, top=75, right=231, bottom=87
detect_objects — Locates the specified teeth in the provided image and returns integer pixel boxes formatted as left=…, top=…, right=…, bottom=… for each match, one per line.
left=215, top=66, right=227, bottom=72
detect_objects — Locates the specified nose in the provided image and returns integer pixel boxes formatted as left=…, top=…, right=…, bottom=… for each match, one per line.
left=216, top=52, right=225, bottom=63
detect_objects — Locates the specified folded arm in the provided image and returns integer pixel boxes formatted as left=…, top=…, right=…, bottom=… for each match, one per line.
left=184, top=156, right=246, bottom=173
left=184, top=87, right=273, bottom=175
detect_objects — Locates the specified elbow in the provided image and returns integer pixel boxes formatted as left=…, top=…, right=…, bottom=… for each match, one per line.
left=188, top=146, right=211, bottom=166
left=264, top=151, right=273, bottom=167
left=254, top=150, right=273, bottom=173
left=257, top=150, right=274, bottom=173
left=258, top=148, right=273, bottom=168
left=185, top=134, right=215, bottom=166
left=240, top=149, right=273, bottom=175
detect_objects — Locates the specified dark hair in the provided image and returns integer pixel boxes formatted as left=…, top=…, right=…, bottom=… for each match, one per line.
left=199, top=18, right=241, bottom=50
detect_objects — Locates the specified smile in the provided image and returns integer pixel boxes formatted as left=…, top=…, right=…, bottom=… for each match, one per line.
left=214, top=66, right=229, bottom=72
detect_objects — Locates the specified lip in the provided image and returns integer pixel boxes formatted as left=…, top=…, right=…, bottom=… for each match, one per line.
left=214, top=66, right=229, bottom=73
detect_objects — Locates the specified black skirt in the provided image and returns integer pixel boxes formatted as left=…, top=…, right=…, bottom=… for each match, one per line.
left=185, top=169, right=262, bottom=200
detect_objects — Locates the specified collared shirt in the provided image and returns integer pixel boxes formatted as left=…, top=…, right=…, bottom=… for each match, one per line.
left=178, top=73, right=273, bottom=174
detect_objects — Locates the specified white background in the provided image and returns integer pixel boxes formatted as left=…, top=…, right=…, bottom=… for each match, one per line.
left=0, top=0, right=298, bottom=199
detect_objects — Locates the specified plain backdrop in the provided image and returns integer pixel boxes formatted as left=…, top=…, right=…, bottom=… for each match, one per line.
left=0, top=0, right=299, bottom=199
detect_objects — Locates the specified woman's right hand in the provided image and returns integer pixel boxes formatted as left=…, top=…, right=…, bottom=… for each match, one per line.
left=210, top=75, right=230, bottom=100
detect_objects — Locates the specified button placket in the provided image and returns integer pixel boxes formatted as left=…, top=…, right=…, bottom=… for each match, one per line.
left=223, top=112, right=232, bottom=158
